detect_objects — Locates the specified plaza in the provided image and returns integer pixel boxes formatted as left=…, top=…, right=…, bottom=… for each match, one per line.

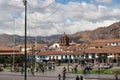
left=0, top=65, right=119, bottom=80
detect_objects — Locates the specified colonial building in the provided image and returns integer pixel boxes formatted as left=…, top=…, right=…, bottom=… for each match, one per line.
left=36, top=38, right=120, bottom=66
left=0, top=46, right=21, bottom=64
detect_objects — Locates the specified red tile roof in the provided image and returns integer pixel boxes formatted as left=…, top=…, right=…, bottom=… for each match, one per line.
left=0, top=46, right=20, bottom=55
left=92, top=39, right=120, bottom=43
left=87, top=43, right=106, bottom=47
left=17, top=43, right=47, bottom=49
left=37, top=51, right=62, bottom=56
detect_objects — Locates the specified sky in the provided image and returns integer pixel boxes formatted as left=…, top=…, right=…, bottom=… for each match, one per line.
left=0, top=0, right=120, bottom=36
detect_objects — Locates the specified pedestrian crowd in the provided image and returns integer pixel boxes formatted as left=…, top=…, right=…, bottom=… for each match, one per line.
left=58, top=66, right=83, bottom=80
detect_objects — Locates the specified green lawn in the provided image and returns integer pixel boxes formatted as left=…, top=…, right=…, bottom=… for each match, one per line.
left=69, top=69, right=120, bottom=75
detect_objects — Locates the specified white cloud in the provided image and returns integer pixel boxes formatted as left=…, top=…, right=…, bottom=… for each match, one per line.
left=95, top=0, right=113, bottom=3
left=0, top=0, right=120, bottom=36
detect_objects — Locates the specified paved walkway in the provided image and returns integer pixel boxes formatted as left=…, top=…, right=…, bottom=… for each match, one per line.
left=0, top=72, right=117, bottom=80
left=0, top=66, right=119, bottom=80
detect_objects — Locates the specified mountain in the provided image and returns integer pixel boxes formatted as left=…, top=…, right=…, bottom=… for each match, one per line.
left=70, top=22, right=120, bottom=43
left=0, top=34, right=61, bottom=47
left=0, top=22, right=120, bottom=46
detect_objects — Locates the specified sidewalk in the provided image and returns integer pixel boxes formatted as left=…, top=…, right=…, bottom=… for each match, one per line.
left=0, top=65, right=120, bottom=80
left=0, top=71, right=119, bottom=80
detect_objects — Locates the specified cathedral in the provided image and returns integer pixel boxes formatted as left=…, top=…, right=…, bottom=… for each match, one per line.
left=59, top=32, right=69, bottom=46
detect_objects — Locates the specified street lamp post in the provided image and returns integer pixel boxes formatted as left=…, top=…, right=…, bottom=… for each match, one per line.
left=83, top=48, right=85, bottom=67
left=12, top=18, right=16, bottom=71
left=23, top=0, right=27, bottom=80
left=68, top=55, right=70, bottom=72
left=98, top=53, right=101, bottom=77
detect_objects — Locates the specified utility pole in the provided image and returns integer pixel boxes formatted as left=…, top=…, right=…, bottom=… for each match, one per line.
left=23, top=0, right=27, bottom=80
left=32, top=45, right=35, bottom=76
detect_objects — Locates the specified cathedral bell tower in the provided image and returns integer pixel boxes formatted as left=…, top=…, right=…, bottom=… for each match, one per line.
left=59, top=32, right=69, bottom=46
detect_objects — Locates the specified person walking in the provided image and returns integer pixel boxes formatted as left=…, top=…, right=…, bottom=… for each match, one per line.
left=74, top=66, right=78, bottom=73
left=41, top=66, right=45, bottom=73
left=80, top=75, right=83, bottom=80
left=21, top=67, right=23, bottom=74
left=63, top=67, right=66, bottom=72
left=31, top=67, right=34, bottom=76
left=115, top=73, right=118, bottom=80
left=58, top=74, right=61, bottom=80
left=62, top=69, right=66, bottom=80
left=76, top=75, right=80, bottom=80
left=53, top=64, right=55, bottom=70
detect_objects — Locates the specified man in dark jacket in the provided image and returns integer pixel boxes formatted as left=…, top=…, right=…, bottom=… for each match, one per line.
left=76, top=75, right=79, bottom=80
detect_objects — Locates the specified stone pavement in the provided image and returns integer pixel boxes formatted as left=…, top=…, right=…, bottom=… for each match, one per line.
left=0, top=66, right=120, bottom=80
left=0, top=70, right=119, bottom=80
left=0, top=72, right=116, bottom=80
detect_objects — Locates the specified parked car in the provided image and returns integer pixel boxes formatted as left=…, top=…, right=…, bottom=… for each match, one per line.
left=93, top=63, right=112, bottom=69
left=102, top=63, right=113, bottom=69
left=93, top=64, right=103, bottom=69
left=0, top=67, right=4, bottom=71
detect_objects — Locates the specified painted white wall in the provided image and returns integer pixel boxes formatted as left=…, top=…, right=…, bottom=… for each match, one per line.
left=52, top=43, right=60, bottom=48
